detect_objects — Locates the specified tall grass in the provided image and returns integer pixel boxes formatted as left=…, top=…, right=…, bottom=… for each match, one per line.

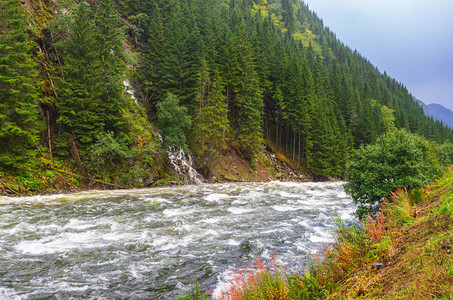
left=216, top=256, right=290, bottom=300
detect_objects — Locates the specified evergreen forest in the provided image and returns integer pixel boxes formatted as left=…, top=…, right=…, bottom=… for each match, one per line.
left=1, top=0, right=453, bottom=191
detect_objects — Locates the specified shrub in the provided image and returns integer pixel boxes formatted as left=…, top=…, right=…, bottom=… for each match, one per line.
left=345, top=129, right=441, bottom=219
left=87, top=131, right=131, bottom=173
left=217, top=256, right=290, bottom=300
left=436, top=142, right=453, bottom=166
left=157, top=93, right=192, bottom=153
left=287, top=270, right=326, bottom=300
left=175, top=281, right=209, bottom=300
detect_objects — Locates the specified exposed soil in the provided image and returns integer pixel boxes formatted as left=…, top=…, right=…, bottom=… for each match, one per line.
left=203, top=144, right=313, bottom=183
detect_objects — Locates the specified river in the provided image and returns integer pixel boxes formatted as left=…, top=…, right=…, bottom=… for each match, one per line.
left=0, top=181, right=355, bottom=299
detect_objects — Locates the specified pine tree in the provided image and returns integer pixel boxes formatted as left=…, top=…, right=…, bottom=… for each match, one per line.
left=158, top=1, right=202, bottom=111
left=0, top=0, right=40, bottom=174
left=194, top=59, right=229, bottom=167
left=227, top=21, right=263, bottom=160
left=55, top=1, right=124, bottom=159
left=94, top=0, right=128, bottom=133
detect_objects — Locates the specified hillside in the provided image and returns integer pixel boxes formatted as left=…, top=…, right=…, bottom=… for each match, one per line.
left=325, top=168, right=453, bottom=298
left=417, top=99, right=453, bottom=129
left=1, top=0, right=453, bottom=192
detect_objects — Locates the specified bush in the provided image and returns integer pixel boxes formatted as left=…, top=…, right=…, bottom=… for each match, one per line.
left=345, top=129, right=441, bottom=219
left=87, top=131, right=131, bottom=173
left=217, top=256, right=290, bottom=300
left=436, top=142, right=453, bottom=166
left=157, top=93, right=192, bottom=153
left=175, top=281, right=209, bottom=300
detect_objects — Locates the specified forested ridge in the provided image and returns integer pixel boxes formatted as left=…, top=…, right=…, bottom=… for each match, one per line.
left=1, top=0, right=453, bottom=192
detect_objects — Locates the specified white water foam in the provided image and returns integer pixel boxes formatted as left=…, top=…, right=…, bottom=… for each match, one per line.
left=200, top=217, right=222, bottom=224
left=227, top=207, right=255, bottom=215
left=163, top=208, right=195, bottom=217
left=272, top=205, right=300, bottom=212
left=0, top=288, right=21, bottom=300
left=204, top=193, right=229, bottom=202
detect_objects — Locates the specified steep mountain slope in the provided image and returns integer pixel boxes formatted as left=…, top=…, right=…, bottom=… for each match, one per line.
left=417, top=99, right=453, bottom=129
left=123, top=0, right=453, bottom=177
left=1, top=0, right=453, bottom=192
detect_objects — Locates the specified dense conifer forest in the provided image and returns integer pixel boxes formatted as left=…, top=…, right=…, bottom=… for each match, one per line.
left=1, top=0, right=453, bottom=191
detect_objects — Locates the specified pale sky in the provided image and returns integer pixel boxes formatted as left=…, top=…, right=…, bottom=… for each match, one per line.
left=302, top=0, right=453, bottom=111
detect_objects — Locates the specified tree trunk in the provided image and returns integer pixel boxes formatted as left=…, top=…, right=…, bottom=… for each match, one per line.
left=297, top=131, right=301, bottom=167
left=47, top=109, right=52, bottom=159
left=276, top=115, right=279, bottom=151
left=70, top=139, right=83, bottom=170
left=284, top=127, right=287, bottom=153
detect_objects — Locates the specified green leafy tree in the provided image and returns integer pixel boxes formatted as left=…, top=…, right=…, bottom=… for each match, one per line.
left=0, top=0, right=40, bottom=174
left=436, top=142, right=453, bottom=166
left=157, top=93, right=192, bottom=152
left=87, top=132, right=131, bottom=173
left=345, top=129, right=442, bottom=219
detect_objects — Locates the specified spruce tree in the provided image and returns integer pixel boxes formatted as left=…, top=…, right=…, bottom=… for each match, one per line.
left=0, top=0, right=39, bottom=174
left=55, top=1, right=124, bottom=158
left=94, top=0, right=128, bottom=133
left=227, top=20, right=263, bottom=161
left=194, top=59, right=229, bottom=166
left=56, top=2, right=101, bottom=153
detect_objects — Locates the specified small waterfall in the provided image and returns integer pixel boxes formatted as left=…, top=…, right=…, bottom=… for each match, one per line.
left=123, top=80, right=138, bottom=104
left=168, top=148, right=204, bottom=184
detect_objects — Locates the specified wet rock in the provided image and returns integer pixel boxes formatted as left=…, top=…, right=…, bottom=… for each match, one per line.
left=372, top=263, right=384, bottom=269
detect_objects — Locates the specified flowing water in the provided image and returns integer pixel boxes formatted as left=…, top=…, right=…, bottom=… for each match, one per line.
left=168, top=149, right=204, bottom=185
left=0, top=182, right=355, bottom=299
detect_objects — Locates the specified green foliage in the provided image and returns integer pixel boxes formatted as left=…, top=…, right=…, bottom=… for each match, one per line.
left=288, top=270, right=326, bottom=299
left=436, top=142, right=453, bottom=166
left=368, top=235, right=392, bottom=260
left=0, top=0, right=40, bottom=174
left=87, top=132, right=131, bottom=173
left=157, top=93, right=192, bottom=152
left=194, top=60, right=230, bottom=167
left=226, top=22, right=263, bottom=160
left=345, top=129, right=442, bottom=219
left=4, top=0, right=453, bottom=187
left=55, top=0, right=127, bottom=157
left=408, top=188, right=423, bottom=205
left=333, top=213, right=370, bottom=256
left=387, top=189, right=415, bottom=226
left=174, top=281, right=209, bottom=300
left=122, top=0, right=452, bottom=178
left=435, top=169, right=453, bottom=218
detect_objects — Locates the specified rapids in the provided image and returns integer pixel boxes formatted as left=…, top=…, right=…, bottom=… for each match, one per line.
left=0, top=181, right=355, bottom=299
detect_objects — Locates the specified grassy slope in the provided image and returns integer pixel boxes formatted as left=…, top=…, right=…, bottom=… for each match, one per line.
left=328, top=169, right=453, bottom=299
left=199, top=167, right=453, bottom=300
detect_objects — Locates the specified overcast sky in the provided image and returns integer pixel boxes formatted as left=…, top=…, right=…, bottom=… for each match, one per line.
left=302, top=0, right=453, bottom=111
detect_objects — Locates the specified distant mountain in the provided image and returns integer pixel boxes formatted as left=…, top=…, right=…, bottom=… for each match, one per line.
left=416, top=99, right=453, bottom=129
